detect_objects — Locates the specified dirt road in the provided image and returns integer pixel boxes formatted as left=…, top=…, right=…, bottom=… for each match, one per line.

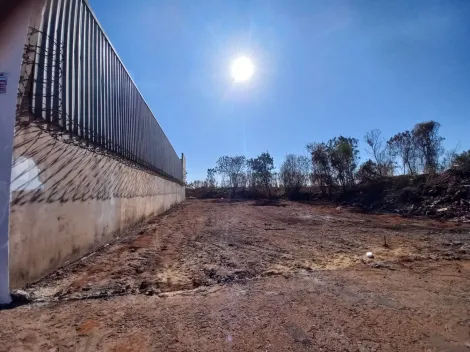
left=1, top=199, right=470, bottom=351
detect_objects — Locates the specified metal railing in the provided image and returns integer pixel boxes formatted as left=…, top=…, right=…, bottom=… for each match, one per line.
left=22, top=0, right=183, bottom=183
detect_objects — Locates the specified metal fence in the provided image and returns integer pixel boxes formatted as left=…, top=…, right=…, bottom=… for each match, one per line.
left=22, top=0, right=183, bottom=183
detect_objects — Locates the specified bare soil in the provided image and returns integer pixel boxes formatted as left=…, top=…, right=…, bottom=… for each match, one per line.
left=1, top=199, right=470, bottom=351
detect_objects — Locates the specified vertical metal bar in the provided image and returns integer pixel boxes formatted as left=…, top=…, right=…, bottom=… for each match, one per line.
left=65, top=0, right=75, bottom=132
left=131, top=80, right=136, bottom=161
left=100, top=33, right=105, bottom=148
left=60, top=0, right=70, bottom=128
left=86, top=9, right=92, bottom=140
left=105, top=37, right=109, bottom=149
left=119, top=58, right=123, bottom=155
left=82, top=7, right=89, bottom=139
left=110, top=45, right=117, bottom=151
left=146, top=113, right=150, bottom=165
left=150, top=113, right=153, bottom=167
left=135, top=88, right=140, bottom=162
left=160, top=122, right=164, bottom=170
left=35, top=0, right=51, bottom=120
left=95, top=29, right=100, bottom=145
left=157, top=126, right=161, bottom=170
left=126, top=70, right=131, bottom=160
left=88, top=15, right=93, bottom=141
left=43, top=0, right=57, bottom=121
left=106, top=42, right=111, bottom=150
left=131, top=89, right=137, bottom=162
left=74, top=0, right=82, bottom=136
left=140, top=96, right=144, bottom=163
left=127, top=66, right=131, bottom=158
left=120, top=64, right=125, bottom=156
left=103, top=40, right=109, bottom=148
left=94, top=26, right=99, bottom=144
left=32, top=2, right=47, bottom=119
left=96, top=30, right=102, bottom=146
left=111, top=49, right=115, bottom=152
left=142, top=104, right=146, bottom=164
left=70, top=0, right=79, bottom=134
left=113, top=58, right=119, bottom=154
left=118, top=63, right=126, bottom=155
left=108, top=48, right=113, bottom=152
left=130, top=83, right=135, bottom=161
left=102, top=39, right=107, bottom=148
left=127, top=82, right=131, bottom=160
left=92, top=19, right=98, bottom=143
left=146, top=113, right=149, bottom=165
left=115, top=57, right=120, bottom=154
left=44, top=0, right=56, bottom=122
left=117, top=64, right=122, bottom=155
left=79, top=1, right=86, bottom=137
left=54, top=0, right=65, bottom=126
left=127, top=75, right=132, bottom=160
left=146, top=108, right=150, bottom=165
left=123, top=72, right=128, bottom=158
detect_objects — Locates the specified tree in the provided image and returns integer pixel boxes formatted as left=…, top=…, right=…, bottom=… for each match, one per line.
left=215, top=155, right=246, bottom=196
left=387, top=131, right=419, bottom=175
left=205, top=168, right=217, bottom=188
left=364, top=129, right=394, bottom=177
left=307, top=142, right=333, bottom=195
left=280, top=154, right=310, bottom=198
left=328, top=136, right=359, bottom=191
left=247, top=152, right=275, bottom=198
left=412, top=121, right=444, bottom=174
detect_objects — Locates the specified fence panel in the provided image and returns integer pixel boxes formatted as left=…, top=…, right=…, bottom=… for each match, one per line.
left=28, top=0, right=183, bottom=182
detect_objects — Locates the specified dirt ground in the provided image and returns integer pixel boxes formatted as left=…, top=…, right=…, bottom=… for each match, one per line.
left=1, top=199, right=470, bottom=351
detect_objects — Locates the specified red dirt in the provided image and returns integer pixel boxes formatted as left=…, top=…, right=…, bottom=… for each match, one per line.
left=1, top=199, right=470, bottom=351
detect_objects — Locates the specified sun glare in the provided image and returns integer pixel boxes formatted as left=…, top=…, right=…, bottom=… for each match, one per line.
left=231, top=56, right=254, bottom=82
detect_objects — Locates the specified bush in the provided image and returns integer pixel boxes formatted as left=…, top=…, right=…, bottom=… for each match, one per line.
left=397, top=187, right=422, bottom=203
left=454, top=150, right=470, bottom=173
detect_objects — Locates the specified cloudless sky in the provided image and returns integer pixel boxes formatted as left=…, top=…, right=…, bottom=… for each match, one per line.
left=90, top=0, right=470, bottom=181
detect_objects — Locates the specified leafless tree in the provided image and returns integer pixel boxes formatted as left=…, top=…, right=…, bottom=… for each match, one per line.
left=205, top=168, right=217, bottom=188
left=364, top=129, right=394, bottom=177
left=387, top=131, right=420, bottom=175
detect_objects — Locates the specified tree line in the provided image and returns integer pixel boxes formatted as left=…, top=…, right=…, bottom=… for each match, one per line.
left=187, top=120, right=470, bottom=199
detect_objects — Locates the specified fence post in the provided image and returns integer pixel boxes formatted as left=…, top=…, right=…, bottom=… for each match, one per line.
left=181, top=153, right=186, bottom=184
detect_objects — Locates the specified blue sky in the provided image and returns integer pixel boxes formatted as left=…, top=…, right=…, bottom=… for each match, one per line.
left=90, top=0, right=470, bottom=181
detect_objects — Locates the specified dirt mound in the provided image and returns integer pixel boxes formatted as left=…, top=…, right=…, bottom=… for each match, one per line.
left=344, top=169, right=470, bottom=221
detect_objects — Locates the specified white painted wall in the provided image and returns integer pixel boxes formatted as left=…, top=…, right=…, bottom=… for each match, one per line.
left=0, top=0, right=42, bottom=304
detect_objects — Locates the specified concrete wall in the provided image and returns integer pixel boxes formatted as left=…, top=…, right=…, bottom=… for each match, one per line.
left=9, top=124, right=185, bottom=289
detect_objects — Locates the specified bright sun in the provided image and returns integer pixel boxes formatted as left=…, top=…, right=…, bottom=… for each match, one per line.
left=231, top=56, right=254, bottom=82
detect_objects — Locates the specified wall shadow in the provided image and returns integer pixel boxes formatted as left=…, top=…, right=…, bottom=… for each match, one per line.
left=11, top=122, right=181, bottom=206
